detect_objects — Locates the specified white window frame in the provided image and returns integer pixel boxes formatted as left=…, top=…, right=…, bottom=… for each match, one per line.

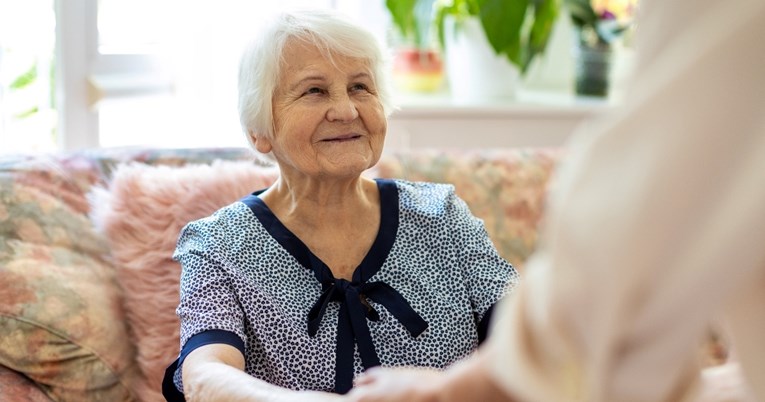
left=55, top=0, right=361, bottom=151
left=55, top=0, right=173, bottom=150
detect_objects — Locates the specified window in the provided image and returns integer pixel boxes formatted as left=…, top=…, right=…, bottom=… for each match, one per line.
left=71, top=0, right=338, bottom=150
left=1, top=1, right=618, bottom=153
left=0, top=0, right=57, bottom=153
left=0, top=0, right=387, bottom=153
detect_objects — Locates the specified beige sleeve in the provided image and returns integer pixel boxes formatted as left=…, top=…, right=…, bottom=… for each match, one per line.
left=485, top=1, right=765, bottom=401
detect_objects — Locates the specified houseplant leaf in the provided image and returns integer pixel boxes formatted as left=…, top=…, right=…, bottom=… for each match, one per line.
left=386, top=0, right=419, bottom=45
left=524, top=0, right=560, bottom=72
left=478, top=0, right=529, bottom=67
left=9, top=64, right=38, bottom=90
left=435, top=0, right=560, bottom=76
left=386, top=0, right=437, bottom=49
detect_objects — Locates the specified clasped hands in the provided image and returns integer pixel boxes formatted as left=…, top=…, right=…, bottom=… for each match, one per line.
left=320, top=361, right=756, bottom=402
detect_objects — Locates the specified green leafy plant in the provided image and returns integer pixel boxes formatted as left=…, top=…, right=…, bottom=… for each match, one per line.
left=4, top=60, right=55, bottom=120
left=8, top=63, right=40, bottom=119
left=434, top=0, right=560, bottom=75
left=385, top=0, right=439, bottom=49
left=9, top=64, right=38, bottom=90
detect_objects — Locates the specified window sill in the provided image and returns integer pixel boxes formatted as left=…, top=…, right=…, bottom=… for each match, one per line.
left=386, top=89, right=612, bottom=150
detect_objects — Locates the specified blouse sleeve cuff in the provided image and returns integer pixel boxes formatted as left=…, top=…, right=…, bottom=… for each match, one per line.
left=162, top=329, right=246, bottom=401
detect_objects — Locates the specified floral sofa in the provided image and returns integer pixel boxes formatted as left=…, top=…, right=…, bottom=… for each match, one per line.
left=0, top=146, right=722, bottom=401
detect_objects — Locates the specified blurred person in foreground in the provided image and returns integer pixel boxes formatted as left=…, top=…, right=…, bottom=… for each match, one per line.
left=347, top=0, right=765, bottom=401
left=161, top=8, right=518, bottom=402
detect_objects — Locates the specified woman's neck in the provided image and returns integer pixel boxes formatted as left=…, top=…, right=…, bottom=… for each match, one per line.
left=259, top=174, right=379, bottom=226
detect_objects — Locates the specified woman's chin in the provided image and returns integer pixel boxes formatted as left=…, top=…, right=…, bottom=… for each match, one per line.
left=319, top=153, right=377, bottom=178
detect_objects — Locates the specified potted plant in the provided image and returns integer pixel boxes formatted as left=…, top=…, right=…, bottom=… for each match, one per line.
left=385, top=0, right=445, bottom=93
left=565, top=0, right=637, bottom=96
left=433, top=0, right=560, bottom=102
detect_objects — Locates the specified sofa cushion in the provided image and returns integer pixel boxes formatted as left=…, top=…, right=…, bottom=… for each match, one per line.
left=0, top=364, right=53, bottom=402
left=0, top=177, right=140, bottom=401
left=89, top=160, right=278, bottom=402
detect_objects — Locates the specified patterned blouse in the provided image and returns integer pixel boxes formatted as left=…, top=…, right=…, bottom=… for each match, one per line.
left=162, top=179, right=518, bottom=399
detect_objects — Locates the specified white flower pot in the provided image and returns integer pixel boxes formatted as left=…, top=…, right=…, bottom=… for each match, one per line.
left=443, top=16, right=520, bottom=104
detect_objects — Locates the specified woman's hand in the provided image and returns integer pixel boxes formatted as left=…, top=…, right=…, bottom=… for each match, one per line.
left=346, top=367, right=444, bottom=402
left=183, top=344, right=344, bottom=402
left=346, top=353, right=516, bottom=402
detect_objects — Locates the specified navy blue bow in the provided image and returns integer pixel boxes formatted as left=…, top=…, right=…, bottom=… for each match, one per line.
left=306, top=254, right=428, bottom=394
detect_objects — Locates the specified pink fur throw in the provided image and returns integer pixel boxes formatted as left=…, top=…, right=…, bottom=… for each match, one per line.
left=89, top=160, right=278, bottom=402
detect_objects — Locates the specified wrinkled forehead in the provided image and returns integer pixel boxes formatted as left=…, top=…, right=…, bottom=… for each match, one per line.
left=278, top=36, right=374, bottom=80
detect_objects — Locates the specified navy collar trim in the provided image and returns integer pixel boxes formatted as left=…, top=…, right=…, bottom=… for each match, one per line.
left=240, top=179, right=428, bottom=394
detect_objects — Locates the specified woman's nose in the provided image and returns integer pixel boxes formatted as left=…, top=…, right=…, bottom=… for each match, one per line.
left=326, top=93, right=359, bottom=122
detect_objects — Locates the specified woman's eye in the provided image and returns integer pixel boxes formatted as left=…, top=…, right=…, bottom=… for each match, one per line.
left=350, top=83, right=369, bottom=92
left=304, top=87, right=324, bottom=95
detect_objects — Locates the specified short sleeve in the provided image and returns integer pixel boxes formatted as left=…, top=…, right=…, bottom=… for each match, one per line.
left=445, top=190, right=520, bottom=324
left=173, top=217, right=248, bottom=349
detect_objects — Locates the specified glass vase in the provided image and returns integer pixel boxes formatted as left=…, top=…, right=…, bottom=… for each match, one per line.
left=574, top=42, right=613, bottom=97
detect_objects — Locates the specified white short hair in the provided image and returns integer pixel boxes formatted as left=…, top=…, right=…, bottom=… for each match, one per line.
left=237, top=8, right=394, bottom=150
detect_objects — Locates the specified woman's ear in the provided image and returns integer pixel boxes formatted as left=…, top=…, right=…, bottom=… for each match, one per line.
left=249, top=130, right=273, bottom=154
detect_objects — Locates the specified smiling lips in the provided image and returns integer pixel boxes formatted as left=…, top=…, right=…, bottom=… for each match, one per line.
left=322, top=134, right=362, bottom=142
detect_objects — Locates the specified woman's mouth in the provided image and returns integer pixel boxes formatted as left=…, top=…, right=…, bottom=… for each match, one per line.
left=322, top=134, right=362, bottom=142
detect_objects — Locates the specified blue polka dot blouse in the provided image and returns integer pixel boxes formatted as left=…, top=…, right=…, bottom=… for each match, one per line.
left=163, top=179, right=518, bottom=398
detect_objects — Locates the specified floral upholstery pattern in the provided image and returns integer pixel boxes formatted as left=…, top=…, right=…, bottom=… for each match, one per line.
left=0, top=147, right=257, bottom=216
left=0, top=174, right=139, bottom=401
left=0, top=365, right=51, bottom=402
left=0, top=148, right=258, bottom=402
left=375, top=149, right=562, bottom=271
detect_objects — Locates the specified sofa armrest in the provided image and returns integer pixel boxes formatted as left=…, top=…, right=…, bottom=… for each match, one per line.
left=0, top=365, right=53, bottom=402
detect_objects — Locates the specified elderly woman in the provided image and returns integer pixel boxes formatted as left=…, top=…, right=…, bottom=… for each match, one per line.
left=162, top=8, right=518, bottom=402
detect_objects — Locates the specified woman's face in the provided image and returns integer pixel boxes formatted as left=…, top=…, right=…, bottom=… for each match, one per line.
left=261, top=39, right=387, bottom=180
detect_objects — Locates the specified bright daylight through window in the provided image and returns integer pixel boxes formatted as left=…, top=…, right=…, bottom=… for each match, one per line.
left=1, top=0, right=384, bottom=153
left=0, top=0, right=56, bottom=153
